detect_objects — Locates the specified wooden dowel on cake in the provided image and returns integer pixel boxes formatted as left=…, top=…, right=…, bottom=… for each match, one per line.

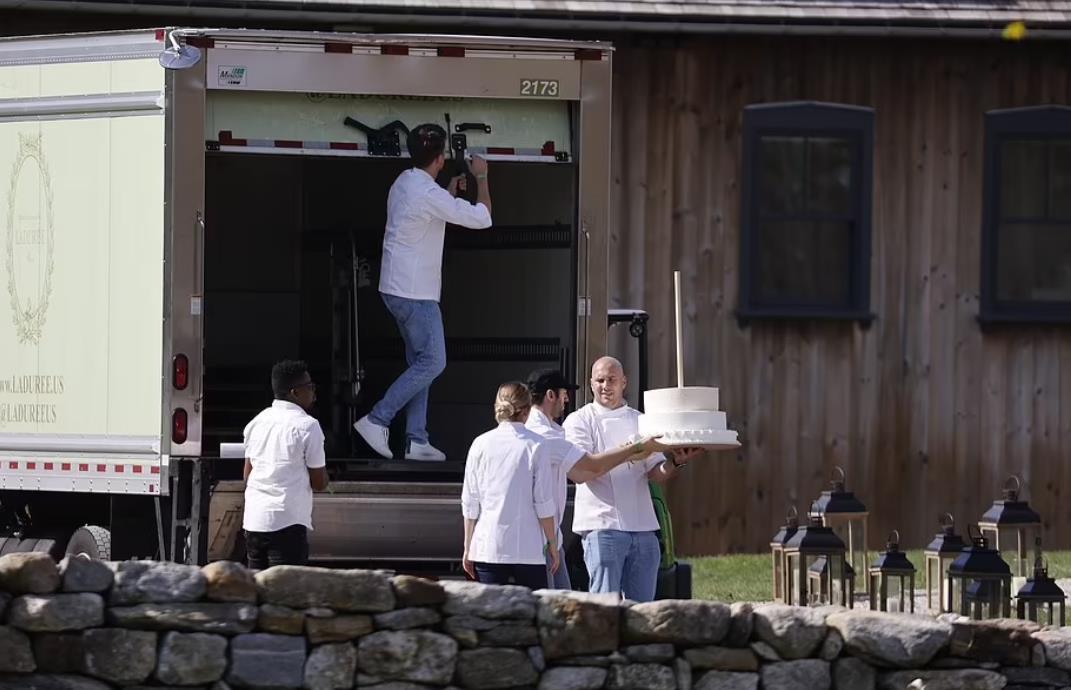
left=674, top=270, right=684, bottom=388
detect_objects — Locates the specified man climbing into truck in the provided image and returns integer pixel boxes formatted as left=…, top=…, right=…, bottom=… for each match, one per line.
left=354, top=124, right=494, bottom=461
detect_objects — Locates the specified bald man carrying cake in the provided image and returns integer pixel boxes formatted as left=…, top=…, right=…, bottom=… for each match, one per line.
left=563, top=356, right=702, bottom=602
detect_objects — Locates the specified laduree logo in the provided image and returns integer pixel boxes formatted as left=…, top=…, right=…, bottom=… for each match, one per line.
left=5, top=133, right=55, bottom=345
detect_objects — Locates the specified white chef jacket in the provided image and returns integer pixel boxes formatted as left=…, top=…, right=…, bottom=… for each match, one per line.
left=242, top=400, right=327, bottom=532
left=379, top=167, right=492, bottom=302
left=525, top=407, right=586, bottom=545
left=461, top=422, right=557, bottom=564
left=563, top=402, right=663, bottom=533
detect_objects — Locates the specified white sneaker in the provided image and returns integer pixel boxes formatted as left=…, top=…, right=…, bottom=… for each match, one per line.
left=406, top=441, right=446, bottom=462
left=354, top=415, right=392, bottom=459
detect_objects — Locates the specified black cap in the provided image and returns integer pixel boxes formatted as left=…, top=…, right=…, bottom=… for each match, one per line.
left=527, top=369, right=579, bottom=398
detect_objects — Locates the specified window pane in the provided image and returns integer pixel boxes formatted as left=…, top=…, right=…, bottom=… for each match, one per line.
left=759, top=137, right=805, bottom=214
left=997, top=222, right=1071, bottom=301
left=1001, top=140, right=1047, bottom=218
left=808, top=137, right=854, bottom=215
left=1050, top=141, right=1071, bottom=220
left=755, top=220, right=852, bottom=306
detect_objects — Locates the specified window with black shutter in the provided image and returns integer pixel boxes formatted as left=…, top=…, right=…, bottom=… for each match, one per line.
left=738, top=102, right=874, bottom=325
left=981, top=106, right=1071, bottom=324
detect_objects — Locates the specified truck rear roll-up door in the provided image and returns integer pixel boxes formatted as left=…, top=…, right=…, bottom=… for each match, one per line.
left=0, top=48, right=170, bottom=495
left=206, top=91, right=573, bottom=163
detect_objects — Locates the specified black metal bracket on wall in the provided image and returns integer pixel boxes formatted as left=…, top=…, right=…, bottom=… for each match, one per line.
left=607, top=309, right=649, bottom=412
left=454, top=122, right=491, bottom=134
left=342, top=117, right=410, bottom=157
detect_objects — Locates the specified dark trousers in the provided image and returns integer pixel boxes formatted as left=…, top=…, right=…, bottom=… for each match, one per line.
left=474, top=562, right=547, bottom=590
left=245, top=524, right=308, bottom=570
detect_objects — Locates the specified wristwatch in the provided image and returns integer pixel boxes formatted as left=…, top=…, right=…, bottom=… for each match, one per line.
left=669, top=455, right=686, bottom=469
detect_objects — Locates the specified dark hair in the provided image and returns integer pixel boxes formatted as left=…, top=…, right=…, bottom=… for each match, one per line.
left=407, top=123, right=447, bottom=169
left=526, top=369, right=572, bottom=405
left=271, top=360, right=309, bottom=399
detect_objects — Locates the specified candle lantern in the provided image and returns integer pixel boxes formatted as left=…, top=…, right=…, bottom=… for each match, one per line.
left=924, top=514, right=967, bottom=613
left=810, top=466, right=869, bottom=594
left=978, top=475, right=1042, bottom=577
left=770, top=507, right=799, bottom=603
left=947, top=528, right=1012, bottom=620
left=807, top=556, right=856, bottom=608
left=785, top=507, right=853, bottom=608
left=1016, top=537, right=1066, bottom=627
left=868, top=531, right=916, bottom=613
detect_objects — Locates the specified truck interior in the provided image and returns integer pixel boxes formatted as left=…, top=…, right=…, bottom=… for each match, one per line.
left=201, top=148, right=578, bottom=478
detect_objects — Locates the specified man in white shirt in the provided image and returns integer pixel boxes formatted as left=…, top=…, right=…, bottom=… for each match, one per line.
left=525, top=368, right=670, bottom=589
left=243, top=360, right=330, bottom=569
left=564, top=356, right=701, bottom=602
left=355, top=123, right=493, bottom=462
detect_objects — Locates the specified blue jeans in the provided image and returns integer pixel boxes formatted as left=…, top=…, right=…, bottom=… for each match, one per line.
left=369, top=293, right=446, bottom=445
left=582, top=530, right=660, bottom=602
left=546, top=545, right=572, bottom=590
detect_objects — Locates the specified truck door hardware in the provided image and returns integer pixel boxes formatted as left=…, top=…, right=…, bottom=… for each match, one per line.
left=449, top=133, right=477, bottom=202
left=342, top=117, right=409, bottom=157
left=454, top=122, right=491, bottom=134
left=450, top=134, right=469, bottom=168
left=443, top=113, right=467, bottom=173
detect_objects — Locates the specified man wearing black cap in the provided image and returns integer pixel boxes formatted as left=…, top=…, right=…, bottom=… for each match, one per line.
left=525, top=368, right=667, bottom=589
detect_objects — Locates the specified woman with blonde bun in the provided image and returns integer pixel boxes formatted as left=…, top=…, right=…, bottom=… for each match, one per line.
left=460, top=381, right=559, bottom=588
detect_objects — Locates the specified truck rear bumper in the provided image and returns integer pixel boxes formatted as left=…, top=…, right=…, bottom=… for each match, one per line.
left=208, top=480, right=465, bottom=563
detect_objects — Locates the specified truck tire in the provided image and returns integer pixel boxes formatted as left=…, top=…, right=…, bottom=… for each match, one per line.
left=11, top=538, right=40, bottom=553
left=65, top=526, right=111, bottom=561
left=29, top=538, right=65, bottom=560
left=0, top=537, right=65, bottom=560
left=0, top=537, right=20, bottom=555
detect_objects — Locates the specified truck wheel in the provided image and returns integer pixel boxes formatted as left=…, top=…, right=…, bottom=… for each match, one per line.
left=11, top=538, right=40, bottom=553
left=65, top=526, right=112, bottom=561
left=28, top=538, right=65, bottom=560
left=0, top=537, right=21, bottom=555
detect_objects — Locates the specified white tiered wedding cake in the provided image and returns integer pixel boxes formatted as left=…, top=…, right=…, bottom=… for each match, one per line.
left=638, top=386, right=739, bottom=448
left=635, top=269, right=740, bottom=451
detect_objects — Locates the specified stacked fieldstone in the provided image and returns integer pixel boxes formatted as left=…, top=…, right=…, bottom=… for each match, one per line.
left=3, top=553, right=1071, bottom=689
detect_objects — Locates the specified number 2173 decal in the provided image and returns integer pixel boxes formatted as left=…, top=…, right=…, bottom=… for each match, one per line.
left=520, top=79, right=560, bottom=97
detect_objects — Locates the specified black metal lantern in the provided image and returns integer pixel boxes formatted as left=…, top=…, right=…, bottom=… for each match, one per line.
left=808, top=557, right=856, bottom=609
left=947, top=528, right=1012, bottom=620
left=785, top=507, right=854, bottom=608
left=869, top=531, right=916, bottom=613
left=809, top=466, right=869, bottom=594
left=1017, top=538, right=1066, bottom=627
left=924, top=514, right=967, bottom=613
left=770, top=507, right=799, bottom=603
left=978, top=475, right=1042, bottom=577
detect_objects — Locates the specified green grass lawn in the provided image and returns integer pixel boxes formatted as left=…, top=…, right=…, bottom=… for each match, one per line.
left=689, top=550, right=1071, bottom=603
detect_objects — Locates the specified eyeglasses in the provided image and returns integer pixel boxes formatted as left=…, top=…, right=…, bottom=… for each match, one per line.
left=292, top=381, right=316, bottom=392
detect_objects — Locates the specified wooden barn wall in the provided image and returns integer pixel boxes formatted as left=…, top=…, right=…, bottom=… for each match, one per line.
left=608, top=35, right=1071, bottom=555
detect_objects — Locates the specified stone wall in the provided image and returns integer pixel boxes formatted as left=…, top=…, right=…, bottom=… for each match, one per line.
left=2, top=554, right=1071, bottom=689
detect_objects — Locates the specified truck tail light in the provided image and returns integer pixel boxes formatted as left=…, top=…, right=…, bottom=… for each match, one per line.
left=172, top=409, right=188, bottom=444
left=173, top=354, right=189, bottom=390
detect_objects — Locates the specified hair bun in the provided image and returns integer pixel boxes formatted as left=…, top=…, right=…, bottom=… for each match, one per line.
left=493, top=382, right=532, bottom=423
